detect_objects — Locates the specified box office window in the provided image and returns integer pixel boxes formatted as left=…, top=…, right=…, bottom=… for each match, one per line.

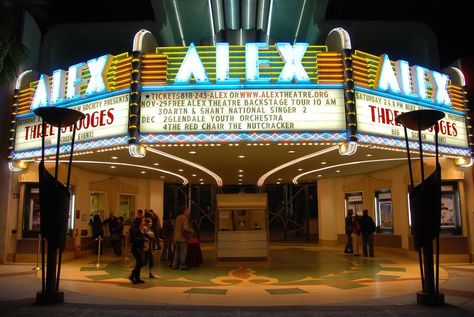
left=440, top=181, right=462, bottom=235
left=118, top=194, right=136, bottom=222
left=345, top=192, right=363, bottom=216
left=375, top=189, right=393, bottom=233
left=22, top=184, right=40, bottom=238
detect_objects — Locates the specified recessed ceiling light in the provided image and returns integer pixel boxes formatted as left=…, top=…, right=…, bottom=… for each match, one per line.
left=192, top=174, right=197, bottom=177
left=238, top=169, right=244, bottom=172
left=153, top=162, right=159, bottom=166
left=298, top=168, right=303, bottom=171
left=141, top=171, right=146, bottom=174
left=335, top=170, right=340, bottom=173
left=110, top=166, right=116, bottom=169
left=199, top=178, right=203, bottom=181
left=276, top=181, right=280, bottom=184
left=366, top=154, right=373, bottom=157
left=238, top=174, right=243, bottom=177
left=317, top=174, right=322, bottom=178
left=111, top=156, right=118, bottom=160
left=238, top=155, right=245, bottom=158
left=277, top=178, right=282, bottom=181
left=321, top=161, right=327, bottom=165
left=288, top=150, right=296, bottom=154
left=178, top=169, right=184, bottom=172
left=189, top=151, right=196, bottom=154
left=238, top=179, right=243, bottom=182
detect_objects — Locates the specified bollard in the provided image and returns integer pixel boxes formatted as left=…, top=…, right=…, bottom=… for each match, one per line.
left=33, top=234, right=41, bottom=271
left=95, top=236, right=103, bottom=268
left=123, top=234, right=130, bottom=261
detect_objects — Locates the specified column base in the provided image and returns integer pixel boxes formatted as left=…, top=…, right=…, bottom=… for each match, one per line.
left=36, top=290, right=64, bottom=305
left=417, top=291, right=445, bottom=306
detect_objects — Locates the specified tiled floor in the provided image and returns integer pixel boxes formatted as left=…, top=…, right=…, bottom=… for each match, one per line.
left=1, top=244, right=473, bottom=315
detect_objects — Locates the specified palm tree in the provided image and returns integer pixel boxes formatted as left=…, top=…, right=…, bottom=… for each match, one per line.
left=0, top=0, right=48, bottom=87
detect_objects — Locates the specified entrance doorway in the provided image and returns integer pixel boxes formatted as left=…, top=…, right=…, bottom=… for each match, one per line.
left=164, top=183, right=318, bottom=242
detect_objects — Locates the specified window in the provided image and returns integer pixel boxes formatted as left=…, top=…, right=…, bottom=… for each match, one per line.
left=375, top=189, right=392, bottom=233
left=22, top=184, right=40, bottom=238
left=118, top=194, right=136, bottom=222
left=345, top=192, right=363, bottom=216
left=440, top=181, right=462, bottom=235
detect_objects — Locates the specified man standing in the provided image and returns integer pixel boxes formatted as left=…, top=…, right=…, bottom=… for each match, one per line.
left=104, top=213, right=122, bottom=256
left=359, top=209, right=376, bottom=257
left=172, top=206, right=193, bottom=270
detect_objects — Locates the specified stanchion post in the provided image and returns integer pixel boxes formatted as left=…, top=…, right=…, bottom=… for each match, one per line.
left=96, top=236, right=102, bottom=268
left=123, top=233, right=129, bottom=261
left=33, top=234, right=41, bottom=271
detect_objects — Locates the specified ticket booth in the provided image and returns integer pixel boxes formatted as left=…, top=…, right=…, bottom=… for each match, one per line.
left=216, top=193, right=268, bottom=261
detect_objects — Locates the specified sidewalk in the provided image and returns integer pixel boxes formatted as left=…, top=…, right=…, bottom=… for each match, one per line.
left=1, top=244, right=473, bottom=316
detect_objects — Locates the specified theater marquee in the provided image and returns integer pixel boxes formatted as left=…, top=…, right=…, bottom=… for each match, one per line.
left=7, top=30, right=473, bottom=165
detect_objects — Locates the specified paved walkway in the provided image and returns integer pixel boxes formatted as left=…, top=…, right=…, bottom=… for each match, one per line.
left=1, top=244, right=473, bottom=316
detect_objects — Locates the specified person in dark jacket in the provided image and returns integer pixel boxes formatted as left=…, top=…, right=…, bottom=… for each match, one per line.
left=90, top=214, right=104, bottom=255
left=359, top=209, right=376, bottom=257
left=129, top=217, right=146, bottom=284
left=103, top=213, right=122, bottom=256
left=160, top=217, right=174, bottom=262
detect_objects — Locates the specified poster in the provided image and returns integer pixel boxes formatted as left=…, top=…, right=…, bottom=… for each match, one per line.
left=379, top=201, right=393, bottom=229
left=441, top=195, right=456, bottom=227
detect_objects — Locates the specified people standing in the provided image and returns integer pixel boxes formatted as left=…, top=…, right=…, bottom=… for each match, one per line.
left=143, top=218, right=158, bottom=278
left=359, top=209, right=376, bottom=257
left=344, top=210, right=353, bottom=254
left=104, top=213, right=122, bottom=256
left=90, top=214, right=104, bottom=255
left=172, top=206, right=193, bottom=270
left=351, top=214, right=362, bottom=256
left=160, top=217, right=174, bottom=262
left=129, top=217, right=146, bottom=284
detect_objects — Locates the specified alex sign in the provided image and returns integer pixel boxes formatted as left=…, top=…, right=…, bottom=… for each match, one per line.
left=30, top=43, right=454, bottom=112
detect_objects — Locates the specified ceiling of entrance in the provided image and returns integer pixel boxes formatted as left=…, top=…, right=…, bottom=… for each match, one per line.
left=68, top=143, right=409, bottom=186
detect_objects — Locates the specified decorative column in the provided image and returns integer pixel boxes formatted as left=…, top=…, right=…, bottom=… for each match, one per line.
left=35, top=107, right=84, bottom=305
left=395, top=109, right=445, bottom=306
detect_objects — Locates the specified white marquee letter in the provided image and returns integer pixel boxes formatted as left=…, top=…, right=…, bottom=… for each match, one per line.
left=375, top=54, right=401, bottom=94
left=174, top=43, right=209, bottom=84
left=245, top=43, right=270, bottom=83
left=216, top=43, right=239, bottom=84
left=50, top=69, right=66, bottom=104
left=85, top=55, right=111, bottom=95
left=67, top=62, right=86, bottom=99
left=429, top=71, right=451, bottom=107
left=31, top=74, right=51, bottom=109
left=276, top=43, right=310, bottom=83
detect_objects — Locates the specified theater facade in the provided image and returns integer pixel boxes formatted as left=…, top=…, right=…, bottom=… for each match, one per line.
left=4, top=28, right=474, bottom=263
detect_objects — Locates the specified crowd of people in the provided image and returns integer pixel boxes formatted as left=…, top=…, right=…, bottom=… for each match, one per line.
left=89, top=206, right=202, bottom=284
left=90, top=206, right=376, bottom=285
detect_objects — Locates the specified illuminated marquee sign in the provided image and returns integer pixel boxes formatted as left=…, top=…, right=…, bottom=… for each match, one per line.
left=8, top=39, right=472, bottom=161
left=355, top=90, right=468, bottom=148
left=140, top=89, right=345, bottom=133
left=15, top=93, right=129, bottom=152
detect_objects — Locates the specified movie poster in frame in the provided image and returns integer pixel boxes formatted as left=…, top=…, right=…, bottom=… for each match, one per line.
left=379, top=201, right=393, bottom=229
